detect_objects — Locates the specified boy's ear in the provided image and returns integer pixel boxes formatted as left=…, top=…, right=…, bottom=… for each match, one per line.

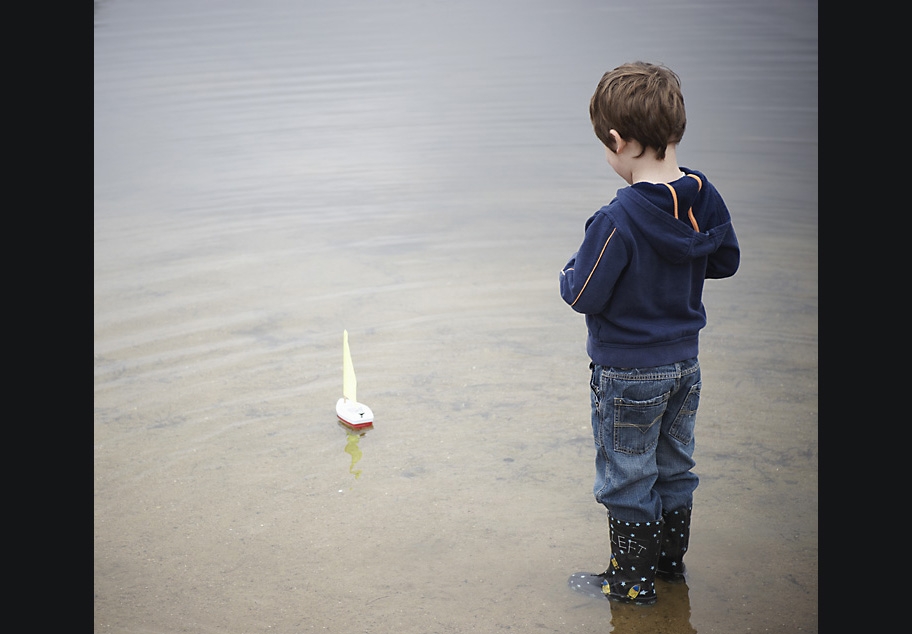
left=608, top=129, right=627, bottom=154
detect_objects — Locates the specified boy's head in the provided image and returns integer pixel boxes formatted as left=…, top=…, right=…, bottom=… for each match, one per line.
left=589, top=62, right=686, bottom=160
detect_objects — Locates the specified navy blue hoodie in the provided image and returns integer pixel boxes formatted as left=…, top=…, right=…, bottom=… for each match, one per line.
left=560, top=168, right=739, bottom=368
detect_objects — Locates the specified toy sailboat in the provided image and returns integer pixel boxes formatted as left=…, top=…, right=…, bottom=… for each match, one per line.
left=335, top=330, right=374, bottom=430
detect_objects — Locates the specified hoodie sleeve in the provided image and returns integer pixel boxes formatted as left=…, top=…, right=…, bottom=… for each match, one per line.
left=705, top=222, right=740, bottom=279
left=559, top=210, right=628, bottom=314
left=696, top=179, right=740, bottom=279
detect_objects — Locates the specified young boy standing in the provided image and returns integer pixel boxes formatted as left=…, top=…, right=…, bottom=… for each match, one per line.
left=561, top=62, right=740, bottom=605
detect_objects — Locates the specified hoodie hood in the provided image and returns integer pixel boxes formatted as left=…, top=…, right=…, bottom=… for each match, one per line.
left=617, top=169, right=735, bottom=265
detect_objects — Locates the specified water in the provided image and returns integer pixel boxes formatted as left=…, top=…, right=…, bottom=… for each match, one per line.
left=94, top=1, right=818, bottom=632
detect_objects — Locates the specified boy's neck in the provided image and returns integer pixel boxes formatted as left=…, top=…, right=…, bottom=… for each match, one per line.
left=630, top=146, right=684, bottom=185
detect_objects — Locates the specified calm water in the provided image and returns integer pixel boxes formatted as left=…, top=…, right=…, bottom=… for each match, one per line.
left=94, top=1, right=818, bottom=632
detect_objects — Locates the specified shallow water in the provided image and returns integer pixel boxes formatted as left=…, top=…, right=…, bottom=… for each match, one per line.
left=94, top=1, right=818, bottom=632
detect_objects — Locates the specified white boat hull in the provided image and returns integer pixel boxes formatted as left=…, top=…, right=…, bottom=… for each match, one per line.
left=336, top=397, right=374, bottom=429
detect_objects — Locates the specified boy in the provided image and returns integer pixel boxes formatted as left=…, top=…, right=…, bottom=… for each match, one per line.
left=561, top=62, right=739, bottom=605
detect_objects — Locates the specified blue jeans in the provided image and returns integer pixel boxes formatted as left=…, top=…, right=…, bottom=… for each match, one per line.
left=589, top=358, right=701, bottom=523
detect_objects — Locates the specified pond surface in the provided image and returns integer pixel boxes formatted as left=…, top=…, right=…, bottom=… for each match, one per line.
left=94, top=1, right=818, bottom=631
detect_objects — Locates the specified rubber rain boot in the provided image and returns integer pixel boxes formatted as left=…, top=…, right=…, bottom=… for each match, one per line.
left=568, top=514, right=664, bottom=605
left=657, top=506, right=691, bottom=583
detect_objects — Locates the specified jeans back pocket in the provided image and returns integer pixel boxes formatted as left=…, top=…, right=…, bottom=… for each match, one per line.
left=612, top=390, right=670, bottom=455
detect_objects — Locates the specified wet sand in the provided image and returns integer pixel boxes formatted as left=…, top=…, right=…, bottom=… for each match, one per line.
left=94, top=1, right=818, bottom=631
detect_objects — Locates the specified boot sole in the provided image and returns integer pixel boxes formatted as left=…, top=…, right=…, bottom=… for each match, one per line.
left=606, top=593, right=657, bottom=606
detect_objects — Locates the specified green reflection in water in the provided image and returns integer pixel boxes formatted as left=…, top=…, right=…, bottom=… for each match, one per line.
left=344, top=430, right=364, bottom=479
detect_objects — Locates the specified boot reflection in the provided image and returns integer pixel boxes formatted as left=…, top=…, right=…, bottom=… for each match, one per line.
left=608, top=580, right=696, bottom=634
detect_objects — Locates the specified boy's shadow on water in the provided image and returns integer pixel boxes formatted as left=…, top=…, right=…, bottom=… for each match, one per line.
left=572, top=580, right=696, bottom=633
left=608, top=581, right=696, bottom=634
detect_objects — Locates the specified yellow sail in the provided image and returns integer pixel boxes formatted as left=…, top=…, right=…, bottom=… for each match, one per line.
left=342, top=329, right=357, bottom=402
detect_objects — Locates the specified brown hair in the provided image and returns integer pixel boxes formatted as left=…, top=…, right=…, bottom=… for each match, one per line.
left=589, top=62, right=686, bottom=160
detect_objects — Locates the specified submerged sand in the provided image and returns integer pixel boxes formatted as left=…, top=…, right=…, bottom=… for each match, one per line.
left=95, top=1, right=817, bottom=631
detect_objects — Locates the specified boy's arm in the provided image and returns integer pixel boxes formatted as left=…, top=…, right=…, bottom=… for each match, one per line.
left=706, top=223, right=740, bottom=279
left=559, top=213, right=627, bottom=314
